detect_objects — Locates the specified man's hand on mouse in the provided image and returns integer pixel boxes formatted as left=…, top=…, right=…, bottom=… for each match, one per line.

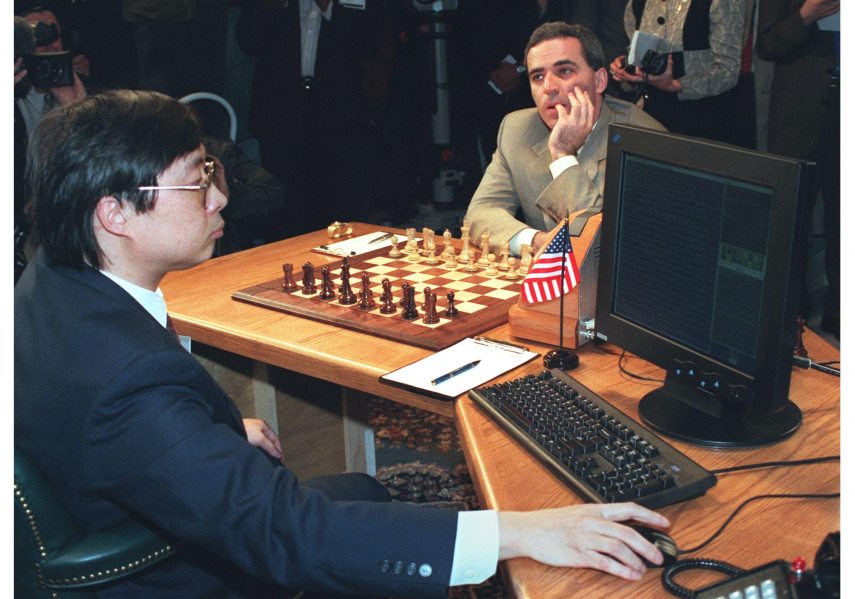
left=497, top=502, right=670, bottom=580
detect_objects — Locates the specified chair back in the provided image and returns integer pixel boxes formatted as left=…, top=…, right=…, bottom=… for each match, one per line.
left=14, top=446, right=175, bottom=596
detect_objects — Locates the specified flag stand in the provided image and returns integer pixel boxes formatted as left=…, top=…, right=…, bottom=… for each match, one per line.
left=508, top=213, right=601, bottom=350
left=543, top=219, right=579, bottom=370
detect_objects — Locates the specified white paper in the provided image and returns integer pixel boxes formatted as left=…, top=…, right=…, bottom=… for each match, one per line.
left=314, top=231, right=406, bottom=257
left=627, top=30, right=669, bottom=67
left=381, top=337, right=538, bottom=398
left=817, top=14, right=839, bottom=32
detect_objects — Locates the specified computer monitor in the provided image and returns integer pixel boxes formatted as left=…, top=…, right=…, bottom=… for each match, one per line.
left=595, top=124, right=814, bottom=448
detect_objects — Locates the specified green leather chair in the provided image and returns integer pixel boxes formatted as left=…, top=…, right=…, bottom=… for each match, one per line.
left=14, top=446, right=176, bottom=597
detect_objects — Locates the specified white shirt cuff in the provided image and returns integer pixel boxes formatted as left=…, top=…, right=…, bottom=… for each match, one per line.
left=549, top=154, right=579, bottom=179
left=509, top=228, right=539, bottom=257
left=449, top=510, right=499, bottom=586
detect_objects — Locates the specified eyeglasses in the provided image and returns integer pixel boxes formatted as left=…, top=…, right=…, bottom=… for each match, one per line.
left=137, top=156, right=217, bottom=204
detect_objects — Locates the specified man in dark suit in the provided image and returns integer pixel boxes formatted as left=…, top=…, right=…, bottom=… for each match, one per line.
left=236, top=0, right=384, bottom=238
left=756, top=0, right=839, bottom=337
left=15, top=90, right=669, bottom=597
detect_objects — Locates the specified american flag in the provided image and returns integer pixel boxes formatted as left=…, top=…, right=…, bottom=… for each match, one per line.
left=521, top=223, right=580, bottom=304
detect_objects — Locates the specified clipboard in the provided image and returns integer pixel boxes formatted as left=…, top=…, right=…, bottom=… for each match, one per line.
left=313, top=231, right=404, bottom=257
left=379, top=337, right=538, bottom=400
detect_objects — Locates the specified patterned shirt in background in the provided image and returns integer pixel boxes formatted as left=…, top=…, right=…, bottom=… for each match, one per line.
left=624, top=0, right=749, bottom=101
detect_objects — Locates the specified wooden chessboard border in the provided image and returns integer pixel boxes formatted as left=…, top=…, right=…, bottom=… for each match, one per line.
left=232, top=246, right=523, bottom=350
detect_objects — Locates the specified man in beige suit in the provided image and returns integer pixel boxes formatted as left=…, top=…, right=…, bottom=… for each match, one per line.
left=464, top=22, right=664, bottom=254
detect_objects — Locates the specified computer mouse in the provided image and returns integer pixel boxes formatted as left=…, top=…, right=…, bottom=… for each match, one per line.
left=632, top=525, right=679, bottom=568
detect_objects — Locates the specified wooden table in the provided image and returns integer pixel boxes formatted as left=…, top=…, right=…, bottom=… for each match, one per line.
left=163, top=225, right=839, bottom=597
left=455, top=331, right=840, bottom=598
left=162, top=224, right=459, bottom=473
left=162, top=224, right=451, bottom=417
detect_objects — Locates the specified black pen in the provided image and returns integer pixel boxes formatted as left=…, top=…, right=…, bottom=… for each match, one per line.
left=431, top=360, right=481, bottom=386
left=367, top=232, right=394, bottom=245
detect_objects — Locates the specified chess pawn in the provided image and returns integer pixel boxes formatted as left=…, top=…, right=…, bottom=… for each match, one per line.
left=497, top=242, right=510, bottom=272
left=505, top=257, right=519, bottom=280
left=407, top=245, right=421, bottom=262
left=424, top=246, right=440, bottom=265
left=519, top=244, right=532, bottom=276
left=319, top=266, right=336, bottom=299
left=485, top=254, right=499, bottom=277
left=388, top=235, right=402, bottom=258
left=464, top=249, right=479, bottom=273
left=443, top=249, right=458, bottom=269
left=443, top=291, right=459, bottom=318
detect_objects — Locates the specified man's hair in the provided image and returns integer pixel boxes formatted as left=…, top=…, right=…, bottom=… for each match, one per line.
left=27, top=89, right=201, bottom=270
left=524, top=22, right=605, bottom=72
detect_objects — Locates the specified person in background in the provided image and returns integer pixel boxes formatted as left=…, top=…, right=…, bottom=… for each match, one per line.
left=608, top=0, right=752, bottom=146
left=16, top=89, right=670, bottom=598
left=463, top=22, right=664, bottom=256
left=236, top=0, right=385, bottom=238
left=756, top=0, right=839, bottom=337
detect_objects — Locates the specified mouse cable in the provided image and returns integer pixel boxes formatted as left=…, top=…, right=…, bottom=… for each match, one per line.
left=679, top=492, right=840, bottom=555
left=661, top=558, right=745, bottom=598
left=617, top=350, right=664, bottom=383
left=710, top=455, right=840, bottom=475
left=661, top=492, right=840, bottom=598
left=792, top=355, right=840, bottom=376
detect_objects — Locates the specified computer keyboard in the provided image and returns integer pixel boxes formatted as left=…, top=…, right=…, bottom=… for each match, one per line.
left=468, top=369, right=716, bottom=509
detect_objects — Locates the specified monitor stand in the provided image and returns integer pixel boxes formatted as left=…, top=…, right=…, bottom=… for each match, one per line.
left=638, top=389, right=802, bottom=448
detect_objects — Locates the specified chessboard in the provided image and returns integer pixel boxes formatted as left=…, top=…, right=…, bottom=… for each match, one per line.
left=232, top=247, right=523, bottom=351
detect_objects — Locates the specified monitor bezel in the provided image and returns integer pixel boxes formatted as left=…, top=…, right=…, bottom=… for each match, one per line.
left=596, top=124, right=812, bottom=416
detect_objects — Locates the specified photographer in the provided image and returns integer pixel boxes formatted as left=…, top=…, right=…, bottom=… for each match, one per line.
left=607, top=0, right=753, bottom=147
left=14, top=1, right=88, bottom=282
left=15, top=1, right=88, bottom=136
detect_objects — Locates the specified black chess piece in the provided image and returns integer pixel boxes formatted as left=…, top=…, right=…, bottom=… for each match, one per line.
left=422, top=287, right=439, bottom=324
left=358, top=272, right=376, bottom=310
left=401, top=285, right=418, bottom=320
left=338, top=259, right=356, bottom=304
left=399, top=281, right=411, bottom=307
left=319, top=266, right=335, bottom=300
left=281, top=263, right=298, bottom=292
left=443, top=291, right=459, bottom=318
left=379, top=279, right=396, bottom=314
left=338, top=257, right=350, bottom=293
left=301, top=262, right=316, bottom=294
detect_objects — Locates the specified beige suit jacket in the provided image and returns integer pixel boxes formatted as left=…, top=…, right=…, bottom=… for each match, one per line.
left=464, top=95, right=665, bottom=250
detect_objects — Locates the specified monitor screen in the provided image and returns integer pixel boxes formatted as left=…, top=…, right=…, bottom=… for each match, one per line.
left=596, top=125, right=813, bottom=447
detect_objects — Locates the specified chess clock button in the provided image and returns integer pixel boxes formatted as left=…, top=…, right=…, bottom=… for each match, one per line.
left=419, top=564, right=433, bottom=577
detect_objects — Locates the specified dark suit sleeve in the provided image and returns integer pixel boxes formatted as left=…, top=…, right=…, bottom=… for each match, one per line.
left=756, top=0, right=814, bottom=61
left=235, top=0, right=291, bottom=57
left=82, top=352, right=456, bottom=598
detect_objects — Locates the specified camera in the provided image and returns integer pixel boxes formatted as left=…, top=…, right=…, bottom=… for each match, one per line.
left=30, top=20, right=60, bottom=47
left=625, top=49, right=668, bottom=76
left=24, top=51, right=74, bottom=87
left=15, top=16, right=74, bottom=88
